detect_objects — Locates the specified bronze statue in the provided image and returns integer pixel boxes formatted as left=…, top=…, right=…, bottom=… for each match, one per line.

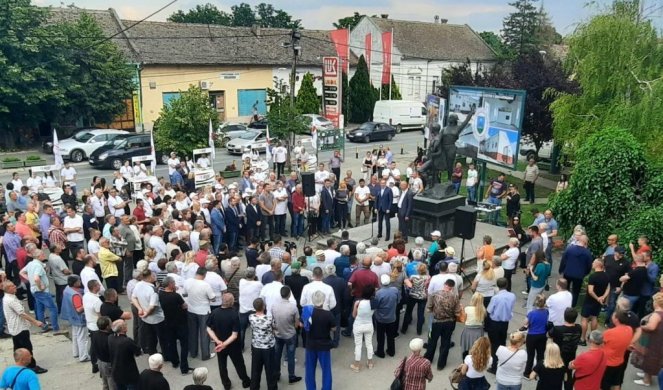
left=418, top=110, right=475, bottom=192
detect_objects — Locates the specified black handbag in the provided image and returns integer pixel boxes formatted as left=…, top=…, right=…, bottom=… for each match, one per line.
left=390, top=357, right=407, bottom=390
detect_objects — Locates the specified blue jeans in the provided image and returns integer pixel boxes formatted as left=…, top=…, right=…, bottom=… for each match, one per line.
left=305, top=349, right=332, bottom=390
left=331, top=311, right=341, bottom=348
left=467, top=186, right=477, bottom=203
left=239, top=311, right=254, bottom=351
left=115, top=384, right=136, bottom=390
left=488, top=196, right=501, bottom=225
left=33, top=291, right=59, bottom=331
left=227, top=230, right=239, bottom=252
left=275, top=335, right=297, bottom=380
left=212, top=233, right=223, bottom=255
left=604, top=288, right=618, bottom=326
left=293, top=213, right=305, bottom=237
left=452, top=182, right=460, bottom=194
left=658, top=369, right=663, bottom=390
left=496, top=384, right=521, bottom=390
left=622, top=294, right=640, bottom=312
left=321, top=212, right=331, bottom=233
left=0, top=298, right=5, bottom=332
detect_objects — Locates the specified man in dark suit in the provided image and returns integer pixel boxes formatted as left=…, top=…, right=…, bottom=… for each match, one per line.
left=397, top=181, right=414, bottom=242
left=245, top=195, right=264, bottom=240
left=375, top=179, right=393, bottom=240
left=224, top=195, right=242, bottom=252
left=320, top=179, right=334, bottom=235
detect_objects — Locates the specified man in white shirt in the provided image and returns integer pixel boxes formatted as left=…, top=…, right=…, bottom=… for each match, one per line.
left=273, top=143, right=287, bottom=178
left=299, top=267, right=336, bottom=311
left=63, top=205, right=85, bottom=258
left=314, top=163, right=329, bottom=193
left=133, top=161, right=148, bottom=178
left=90, top=188, right=106, bottom=221
left=81, top=255, right=105, bottom=295
left=60, top=162, right=77, bottom=196
left=167, top=152, right=180, bottom=183
left=203, top=259, right=227, bottom=309
left=190, top=220, right=203, bottom=252
left=131, top=270, right=166, bottom=355
left=120, top=160, right=133, bottom=181
left=148, top=226, right=167, bottom=261
left=410, top=171, right=424, bottom=194
left=546, top=278, right=573, bottom=326
left=238, top=267, right=263, bottom=350
left=273, top=182, right=288, bottom=237
left=354, top=179, right=371, bottom=226
left=196, top=154, right=210, bottom=168
left=83, top=279, right=103, bottom=331
left=183, top=267, right=215, bottom=359
left=107, top=188, right=126, bottom=218
left=389, top=162, right=401, bottom=181
left=259, top=270, right=295, bottom=316
left=10, top=172, right=23, bottom=192
left=370, top=252, right=392, bottom=279
left=323, top=239, right=341, bottom=265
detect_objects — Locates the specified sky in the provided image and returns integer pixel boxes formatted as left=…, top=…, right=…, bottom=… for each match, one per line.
left=33, top=0, right=645, bottom=35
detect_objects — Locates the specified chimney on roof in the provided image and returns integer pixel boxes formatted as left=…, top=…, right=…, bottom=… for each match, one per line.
left=380, top=14, right=389, bottom=19
left=440, top=18, right=448, bottom=24
left=434, top=15, right=440, bottom=24
left=251, top=23, right=261, bottom=37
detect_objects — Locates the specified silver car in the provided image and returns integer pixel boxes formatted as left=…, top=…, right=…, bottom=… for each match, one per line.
left=226, top=131, right=274, bottom=155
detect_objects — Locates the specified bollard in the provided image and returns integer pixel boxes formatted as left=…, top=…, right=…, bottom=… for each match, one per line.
left=355, top=147, right=358, bottom=159
left=401, top=144, right=404, bottom=154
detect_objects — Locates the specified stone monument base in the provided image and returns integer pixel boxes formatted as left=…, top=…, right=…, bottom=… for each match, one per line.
left=408, top=195, right=466, bottom=239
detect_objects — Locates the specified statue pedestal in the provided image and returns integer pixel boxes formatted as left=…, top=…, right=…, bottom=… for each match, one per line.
left=408, top=195, right=466, bottom=239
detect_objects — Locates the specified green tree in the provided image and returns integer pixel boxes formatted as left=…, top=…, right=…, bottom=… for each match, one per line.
left=266, top=79, right=308, bottom=167
left=534, top=7, right=563, bottom=46
left=549, top=127, right=646, bottom=254
left=379, top=75, right=402, bottom=100
left=255, top=3, right=301, bottom=29
left=168, top=3, right=232, bottom=24
left=501, top=0, right=542, bottom=57
left=154, top=85, right=218, bottom=157
left=333, top=12, right=365, bottom=29
left=550, top=1, right=663, bottom=162
left=55, top=13, right=135, bottom=126
left=341, top=71, right=349, bottom=125
left=479, top=31, right=509, bottom=59
left=296, top=73, right=320, bottom=114
left=230, top=3, right=256, bottom=27
left=349, top=55, right=377, bottom=122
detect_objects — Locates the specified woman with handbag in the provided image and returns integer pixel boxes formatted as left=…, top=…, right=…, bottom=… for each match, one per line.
left=631, top=292, right=663, bottom=386
left=495, top=331, right=528, bottom=390
left=392, top=338, right=433, bottom=390
left=460, top=292, right=486, bottom=359
left=458, top=336, right=492, bottom=390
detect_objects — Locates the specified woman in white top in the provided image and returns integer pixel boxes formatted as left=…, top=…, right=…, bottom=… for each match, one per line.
left=460, top=292, right=486, bottom=359
left=495, top=331, right=528, bottom=389
left=459, top=336, right=492, bottom=389
left=471, top=260, right=496, bottom=309
left=181, top=251, right=200, bottom=280
left=500, top=238, right=520, bottom=292
left=351, top=285, right=375, bottom=372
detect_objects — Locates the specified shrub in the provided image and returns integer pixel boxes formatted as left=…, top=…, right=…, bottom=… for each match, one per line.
left=25, top=155, right=43, bottom=161
left=2, top=157, right=21, bottom=162
left=618, top=205, right=663, bottom=268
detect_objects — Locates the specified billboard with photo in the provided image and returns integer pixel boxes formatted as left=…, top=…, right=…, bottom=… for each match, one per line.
left=448, top=86, right=526, bottom=169
left=424, top=94, right=446, bottom=138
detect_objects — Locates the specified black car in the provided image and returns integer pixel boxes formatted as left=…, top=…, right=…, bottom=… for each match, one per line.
left=89, top=134, right=164, bottom=170
left=347, top=122, right=396, bottom=143
left=247, top=118, right=268, bottom=130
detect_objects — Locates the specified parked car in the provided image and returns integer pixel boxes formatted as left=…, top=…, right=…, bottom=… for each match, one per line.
left=347, top=122, right=396, bottom=143
left=226, top=131, right=275, bottom=154
left=88, top=133, right=164, bottom=170
left=372, top=100, right=426, bottom=133
left=298, top=114, right=334, bottom=134
left=217, top=122, right=249, bottom=143
left=53, top=129, right=130, bottom=162
left=247, top=118, right=268, bottom=130
left=41, top=128, right=81, bottom=154
left=519, top=139, right=553, bottom=161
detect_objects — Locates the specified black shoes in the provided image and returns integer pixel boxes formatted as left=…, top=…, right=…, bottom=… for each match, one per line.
left=374, top=351, right=386, bottom=358
left=289, top=376, right=302, bottom=384
left=33, top=366, right=48, bottom=374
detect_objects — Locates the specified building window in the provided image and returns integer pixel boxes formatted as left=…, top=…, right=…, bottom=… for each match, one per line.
left=162, top=92, right=182, bottom=107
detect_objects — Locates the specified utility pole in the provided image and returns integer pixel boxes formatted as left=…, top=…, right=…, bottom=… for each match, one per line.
left=289, top=30, right=301, bottom=106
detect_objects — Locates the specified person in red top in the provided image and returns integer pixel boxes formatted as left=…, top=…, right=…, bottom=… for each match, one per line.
left=132, top=199, right=148, bottom=225
left=629, top=235, right=651, bottom=264
left=14, top=212, right=34, bottom=240
left=195, top=240, right=210, bottom=267
left=291, top=184, right=306, bottom=239
left=394, top=337, right=433, bottom=390
left=344, top=256, right=380, bottom=337
left=601, top=311, right=634, bottom=390
left=570, top=330, right=606, bottom=390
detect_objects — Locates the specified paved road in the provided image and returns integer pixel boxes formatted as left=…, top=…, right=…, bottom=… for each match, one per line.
left=0, top=131, right=426, bottom=187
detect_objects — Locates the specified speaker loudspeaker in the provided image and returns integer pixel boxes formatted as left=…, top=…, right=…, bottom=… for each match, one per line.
left=301, top=172, right=316, bottom=197
left=453, top=206, right=477, bottom=240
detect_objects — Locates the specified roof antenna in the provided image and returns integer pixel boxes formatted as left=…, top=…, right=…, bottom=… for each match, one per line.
left=207, top=23, right=214, bottom=42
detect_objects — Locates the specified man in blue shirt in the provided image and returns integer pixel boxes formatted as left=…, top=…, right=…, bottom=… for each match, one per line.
left=487, top=278, right=516, bottom=373
left=559, top=234, right=593, bottom=307
left=374, top=274, right=400, bottom=358
left=0, top=348, right=41, bottom=390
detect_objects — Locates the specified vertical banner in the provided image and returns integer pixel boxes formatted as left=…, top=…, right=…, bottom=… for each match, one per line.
left=52, top=129, right=64, bottom=168
left=265, top=125, right=272, bottom=163
left=381, top=31, right=393, bottom=85
left=322, top=56, right=341, bottom=128
left=208, top=119, right=216, bottom=160
left=365, top=33, right=372, bottom=73
left=330, top=29, right=350, bottom=74
left=149, top=131, right=157, bottom=174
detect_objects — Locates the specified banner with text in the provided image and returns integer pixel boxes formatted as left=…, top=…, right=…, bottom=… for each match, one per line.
left=381, top=31, right=392, bottom=85
left=322, top=56, right=342, bottom=128
left=330, top=29, right=349, bottom=74
left=365, top=33, right=372, bottom=73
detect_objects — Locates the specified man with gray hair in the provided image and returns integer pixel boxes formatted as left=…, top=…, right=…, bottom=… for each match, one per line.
left=374, top=274, right=400, bottom=358
left=569, top=330, right=606, bottom=388
left=272, top=286, right=302, bottom=384
left=188, top=367, right=211, bottom=388
left=303, top=290, right=335, bottom=390
left=108, top=319, right=141, bottom=389
left=159, top=276, right=191, bottom=375
left=334, top=245, right=351, bottom=277
left=191, top=220, right=204, bottom=252
left=323, top=264, right=347, bottom=348
left=394, top=338, right=433, bottom=388
left=239, top=267, right=262, bottom=351
left=366, top=237, right=382, bottom=256
left=204, top=258, right=227, bottom=311
left=138, top=353, right=170, bottom=389
left=408, top=236, right=428, bottom=262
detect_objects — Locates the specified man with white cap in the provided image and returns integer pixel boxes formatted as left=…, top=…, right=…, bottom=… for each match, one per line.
left=374, top=273, right=400, bottom=358
left=394, top=338, right=433, bottom=389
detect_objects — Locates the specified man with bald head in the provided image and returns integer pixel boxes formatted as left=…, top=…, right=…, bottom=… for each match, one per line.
left=0, top=348, right=40, bottom=388
left=344, top=256, right=379, bottom=337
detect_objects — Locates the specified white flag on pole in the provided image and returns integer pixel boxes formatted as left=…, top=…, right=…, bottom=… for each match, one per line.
left=265, top=125, right=272, bottom=163
left=311, top=127, right=318, bottom=149
left=52, top=129, right=64, bottom=168
left=150, top=131, right=157, bottom=174
left=208, top=119, right=216, bottom=161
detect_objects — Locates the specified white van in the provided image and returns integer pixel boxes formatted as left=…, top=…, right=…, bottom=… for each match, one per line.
left=372, top=100, right=426, bottom=133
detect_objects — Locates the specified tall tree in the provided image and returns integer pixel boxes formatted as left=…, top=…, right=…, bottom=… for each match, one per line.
left=550, top=0, right=663, bottom=161
left=534, top=7, right=563, bottom=46
left=296, top=73, right=320, bottom=114
left=167, top=3, right=232, bottom=24
left=154, top=85, right=218, bottom=157
left=379, top=75, right=402, bottom=100
left=501, top=0, right=542, bottom=57
left=479, top=31, right=510, bottom=60
left=349, top=55, right=377, bottom=122
left=255, top=3, right=301, bottom=29
left=333, top=12, right=365, bottom=29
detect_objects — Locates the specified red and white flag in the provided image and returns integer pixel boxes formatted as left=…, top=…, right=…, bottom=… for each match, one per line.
left=381, top=30, right=393, bottom=85
left=265, top=125, right=272, bottom=163
left=52, top=128, right=64, bottom=167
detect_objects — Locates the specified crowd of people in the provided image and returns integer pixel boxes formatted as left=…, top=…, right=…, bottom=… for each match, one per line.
left=0, top=148, right=661, bottom=390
